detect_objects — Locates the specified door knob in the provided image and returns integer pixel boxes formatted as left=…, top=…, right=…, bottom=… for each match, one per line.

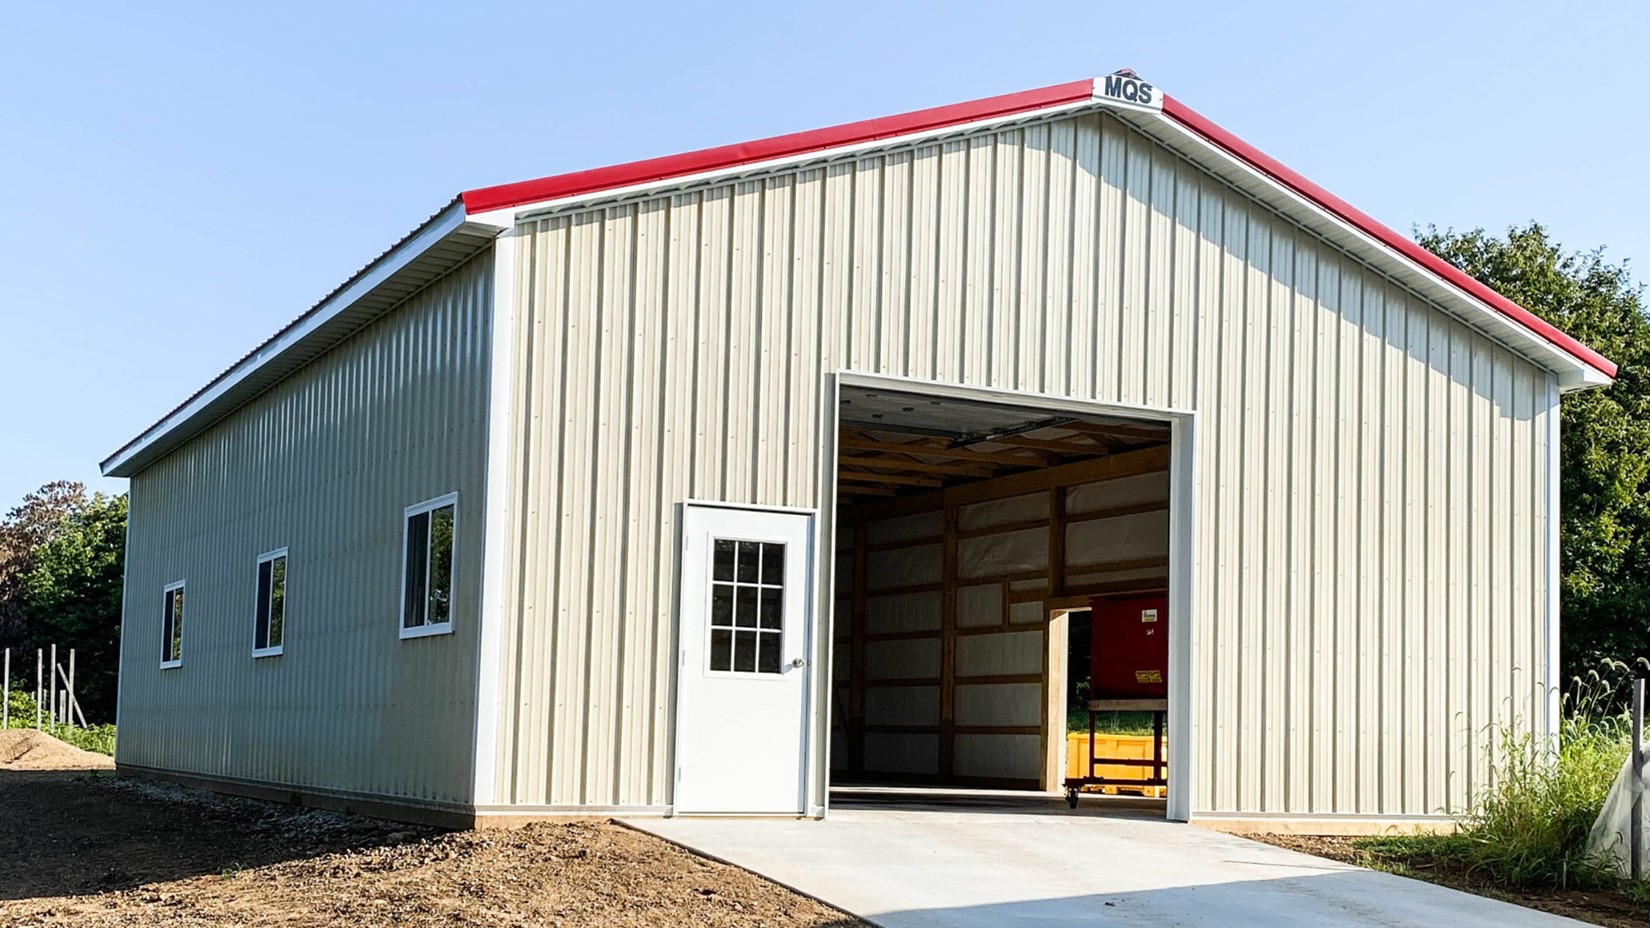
left=791, top=657, right=806, bottom=669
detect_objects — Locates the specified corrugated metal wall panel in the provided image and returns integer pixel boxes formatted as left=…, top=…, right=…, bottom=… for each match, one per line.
left=496, top=110, right=1559, bottom=818
left=118, top=253, right=493, bottom=805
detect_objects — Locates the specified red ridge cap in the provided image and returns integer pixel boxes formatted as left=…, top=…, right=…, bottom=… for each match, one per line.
left=460, top=79, right=1097, bottom=214
left=1160, top=95, right=1617, bottom=379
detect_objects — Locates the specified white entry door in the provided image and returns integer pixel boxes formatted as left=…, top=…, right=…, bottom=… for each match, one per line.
left=675, top=504, right=814, bottom=815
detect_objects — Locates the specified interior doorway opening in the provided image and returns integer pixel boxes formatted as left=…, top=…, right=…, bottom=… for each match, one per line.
left=826, top=381, right=1175, bottom=817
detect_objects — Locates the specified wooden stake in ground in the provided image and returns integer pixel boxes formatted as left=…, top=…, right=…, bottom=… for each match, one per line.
left=3, top=648, right=9, bottom=729
left=53, top=659, right=83, bottom=728
left=35, top=649, right=42, bottom=729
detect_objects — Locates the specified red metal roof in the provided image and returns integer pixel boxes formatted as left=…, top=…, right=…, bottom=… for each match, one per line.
left=461, top=79, right=1097, bottom=214
left=460, top=79, right=1616, bottom=380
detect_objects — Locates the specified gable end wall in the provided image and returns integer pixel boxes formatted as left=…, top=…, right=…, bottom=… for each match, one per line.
left=493, top=109, right=1557, bottom=819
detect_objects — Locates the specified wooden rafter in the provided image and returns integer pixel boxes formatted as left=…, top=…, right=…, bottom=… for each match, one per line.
left=838, top=485, right=897, bottom=497
left=1060, top=420, right=1171, bottom=442
left=838, top=471, right=943, bottom=488
left=837, top=454, right=999, bottom=478
left=839, top=436, right=1048, bottom=467
left=991, top=434, right=1112, bottom=457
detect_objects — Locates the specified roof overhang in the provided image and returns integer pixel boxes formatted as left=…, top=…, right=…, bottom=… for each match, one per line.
left=103, top=74, right=1614, bottom=477
left=99, top=201, right=507, bottom=477
left=1134, top=98, right=1614, bottom=392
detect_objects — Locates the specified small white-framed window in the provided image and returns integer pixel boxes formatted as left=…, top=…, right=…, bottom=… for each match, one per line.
left=401, top=492, right=457, bottom=639
left=253, top=547, right=288, bottom=658
left=161, top=581, right=185, bottom=668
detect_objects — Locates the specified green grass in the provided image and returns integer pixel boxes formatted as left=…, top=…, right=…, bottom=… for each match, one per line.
left=3, top=685, right=116, bottom=756
left=1065, top=707, right=1159, bottom=736
left=1349, top=664, right=1639, bottom=893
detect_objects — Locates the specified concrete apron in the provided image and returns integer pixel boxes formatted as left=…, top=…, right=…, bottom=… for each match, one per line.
left=628, top=792, right=1587, bottom=928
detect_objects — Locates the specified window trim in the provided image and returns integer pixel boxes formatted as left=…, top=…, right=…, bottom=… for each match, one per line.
left=252, top=546, right=288, bottom=659
left=161, top=580, right=185, bottom=669
left=399, top=492, right=458, bottom=640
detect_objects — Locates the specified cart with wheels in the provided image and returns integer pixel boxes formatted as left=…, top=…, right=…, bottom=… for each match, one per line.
left=1063, top=697, right=1167, bottom=807
left=1063, top=593, right=1169, bottom=809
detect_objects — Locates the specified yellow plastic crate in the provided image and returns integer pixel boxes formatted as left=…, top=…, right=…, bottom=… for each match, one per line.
left=1065, top=732, right=1167, bottom=798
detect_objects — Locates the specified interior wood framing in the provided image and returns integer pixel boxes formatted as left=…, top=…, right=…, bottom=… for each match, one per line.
left=834, top=441, right=1171, bottom=788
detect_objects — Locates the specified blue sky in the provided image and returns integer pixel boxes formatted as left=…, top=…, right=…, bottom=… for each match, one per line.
left=2, top=0, right=1645, bottom=507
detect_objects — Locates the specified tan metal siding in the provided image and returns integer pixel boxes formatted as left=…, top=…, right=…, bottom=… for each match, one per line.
left=497, top=110, right=1557, bottom=818
left=118, top=253, right=493, bottom=806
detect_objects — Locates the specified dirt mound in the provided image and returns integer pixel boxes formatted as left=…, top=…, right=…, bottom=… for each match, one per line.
left=0, top=771, right=864, bottom=927
left=0, top=728, right=114, bottom=770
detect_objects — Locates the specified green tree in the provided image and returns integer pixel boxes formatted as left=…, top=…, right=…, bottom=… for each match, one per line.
left=1418, top=224, right=1650, bottom=684
left=19, top=492, right=127, bottom=720
left=0, top=481, right=86, bottom=648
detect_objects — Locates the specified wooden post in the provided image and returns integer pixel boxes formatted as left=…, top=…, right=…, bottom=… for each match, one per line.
left=939, top=505, right=958, bottom=778
left=48, top=644, right=56, bottom=726
left=1047, top=487, right=1067, bottom=599
left=2, top=648, right=8, bottom=729
left=1633, top=678, right=1644, bottom=882
left=1044, top=486, right=1068, bottom=790
left=849, top=521, right=868, bottom=774
left=67, top=650, right=76, bottom=729
left=35, top=649, right=42, bottom=729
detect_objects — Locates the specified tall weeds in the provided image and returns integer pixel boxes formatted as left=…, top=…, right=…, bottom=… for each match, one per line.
left=1362, top=662, right=1638, bottom=889
left=1450, top=664, right=1634, bottom=887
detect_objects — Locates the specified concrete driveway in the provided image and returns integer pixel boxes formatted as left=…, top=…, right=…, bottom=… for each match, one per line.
left=630, top=789, right=1586, bottom=927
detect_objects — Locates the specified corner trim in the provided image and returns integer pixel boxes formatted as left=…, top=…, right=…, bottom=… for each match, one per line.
left=471, top=228, right=516, bottom=807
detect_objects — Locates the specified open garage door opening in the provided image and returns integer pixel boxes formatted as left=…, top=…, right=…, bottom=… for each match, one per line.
left=827, top=380, right=1178, bottom=818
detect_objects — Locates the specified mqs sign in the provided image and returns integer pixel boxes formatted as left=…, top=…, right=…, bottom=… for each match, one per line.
left=1096, top=72, right=1162, bottom=111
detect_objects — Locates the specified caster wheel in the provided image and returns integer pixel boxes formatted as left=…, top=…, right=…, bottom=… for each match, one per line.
left=1066, top=789, right=1079, bottom=809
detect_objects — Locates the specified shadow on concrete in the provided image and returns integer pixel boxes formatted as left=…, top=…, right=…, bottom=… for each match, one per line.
left=800, top=871, right=1580, bottom=927
left=0, top=769, right=432, bottom=900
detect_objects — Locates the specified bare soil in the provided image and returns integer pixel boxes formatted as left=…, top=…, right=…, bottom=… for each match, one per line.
left=1249, top=833, right=1650, bottom=928
left=0, top=764, right=864, bottom=927
left=0, top=730, right=115, bottom=771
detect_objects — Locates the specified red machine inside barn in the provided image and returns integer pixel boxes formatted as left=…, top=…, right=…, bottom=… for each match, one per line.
left=1064, top=593, right=1169, bottom=808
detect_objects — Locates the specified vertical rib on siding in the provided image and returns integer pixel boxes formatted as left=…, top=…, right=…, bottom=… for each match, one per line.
left=119, top=253, right=493, bottom=804
left=497, top=110, right=1558, bottom=817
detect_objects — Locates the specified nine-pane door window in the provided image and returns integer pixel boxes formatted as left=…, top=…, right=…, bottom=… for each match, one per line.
left=708, top=539, right=785, bottom=674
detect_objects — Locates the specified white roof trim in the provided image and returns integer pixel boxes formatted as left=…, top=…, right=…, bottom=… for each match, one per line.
left=101, top=201, right=507, bottom=477
left=1116, top=108, right=1608, bottom=392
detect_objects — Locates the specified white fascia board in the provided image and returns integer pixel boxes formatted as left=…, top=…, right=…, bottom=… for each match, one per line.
left=1125, top=109, right=1606, bottom=393
left=99, top=200, right=509, bottom=477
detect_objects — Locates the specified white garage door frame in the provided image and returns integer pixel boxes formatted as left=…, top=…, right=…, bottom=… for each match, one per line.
left=822, top=371, right=1198, bottom=823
